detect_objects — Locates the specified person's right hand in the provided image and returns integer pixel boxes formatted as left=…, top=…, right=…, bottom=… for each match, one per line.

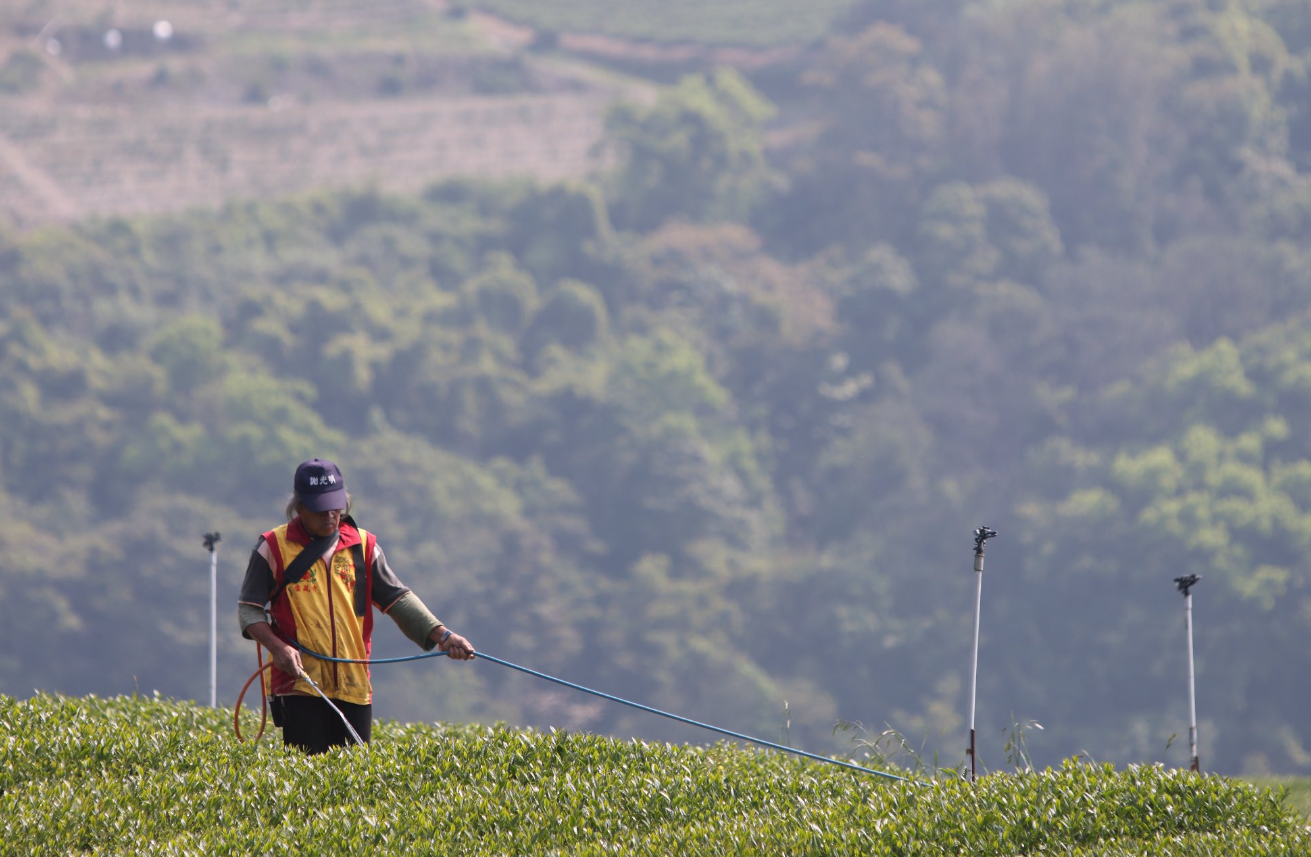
left=245, top=622, right=306, bottom=677
left=269, top=643, right=304, bottom=677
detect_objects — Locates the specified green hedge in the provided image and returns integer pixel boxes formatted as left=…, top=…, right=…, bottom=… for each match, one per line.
left=2, top=694, right=1307, bottom=855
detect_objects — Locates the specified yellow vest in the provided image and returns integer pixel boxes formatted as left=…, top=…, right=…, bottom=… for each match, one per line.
left=265, top=518, right=376, bottom=705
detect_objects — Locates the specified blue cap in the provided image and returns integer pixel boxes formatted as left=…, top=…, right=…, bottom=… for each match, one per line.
left=294, top=459, right=347, bottom=512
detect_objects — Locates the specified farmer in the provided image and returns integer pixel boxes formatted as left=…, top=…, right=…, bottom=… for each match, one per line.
left=237, top=458, right=475, bottom=753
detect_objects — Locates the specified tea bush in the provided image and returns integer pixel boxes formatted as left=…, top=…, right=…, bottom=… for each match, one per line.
left=2, top=694, right=1308, bottom=855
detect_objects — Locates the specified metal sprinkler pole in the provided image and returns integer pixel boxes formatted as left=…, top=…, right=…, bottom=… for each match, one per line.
left=967, top=525, right=997, bottom=782
left=203, top=532, right=221, bottom=708
left=1174, top=574, right=1201, bottom=772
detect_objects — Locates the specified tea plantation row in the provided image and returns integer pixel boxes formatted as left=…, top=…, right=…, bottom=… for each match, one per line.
left=2, top=694, right=1307, bottom=855
left=462, top=0, right=859, bottom=46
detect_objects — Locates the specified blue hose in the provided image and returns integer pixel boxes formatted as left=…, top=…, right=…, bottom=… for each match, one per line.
left=294, top=642, right=914, bottom=784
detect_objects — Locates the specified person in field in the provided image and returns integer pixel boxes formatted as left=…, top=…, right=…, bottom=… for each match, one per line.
left=237, top=458, right=474, bottom=753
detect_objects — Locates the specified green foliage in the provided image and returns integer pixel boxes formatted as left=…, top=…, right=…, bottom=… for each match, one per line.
left=525, top=279, right=609, bottom=358
left=774, top=20, right=947, bottom=252
left=460, top=253, right=540, bottom=335
left=2, top=694, right=1307, bottom=856
left=149, top=316, right=228, bottom=392
left=1247, top=776, right=1311, bottom=819
left=603, top=70, right=776, bottom=231
left=7, top=0, right=1311, bottom=784
left=610, top=328, right=728, bottom=424
left=975, top=180, right=1064, bottom=285
left=505, top=183, right=616, bottom=287
left=917, top=182, right=1000, bottom=292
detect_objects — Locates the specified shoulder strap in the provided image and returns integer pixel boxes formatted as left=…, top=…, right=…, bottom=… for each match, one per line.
left=269, top=523, right=370, bottom=614
left=269, top=533, right=336, bottom=604
left=341, top=517, right=371, bottom=618
left=352, top=542, right=368, bottom=617
left=284, top=534, right=336, bottom=585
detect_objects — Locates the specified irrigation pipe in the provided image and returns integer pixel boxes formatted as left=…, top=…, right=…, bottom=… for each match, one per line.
left=256, top=642, right=917, bottom=784
left=1174, top=574, right=1202, bottom=772
left=967, top=526, right=997, bottom=782
left=202, top=532, right=220, bottom=708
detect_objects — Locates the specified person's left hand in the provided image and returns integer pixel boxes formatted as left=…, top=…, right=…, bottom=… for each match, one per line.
left=438, top=629, right=476, bottom=661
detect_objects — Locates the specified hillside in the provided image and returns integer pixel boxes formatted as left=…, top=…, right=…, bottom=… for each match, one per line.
left=2, top=694, right=1308, bottom=856
left=5, top=0, right=1311, bottom=783
left=0, top=0, right=640, bottom=228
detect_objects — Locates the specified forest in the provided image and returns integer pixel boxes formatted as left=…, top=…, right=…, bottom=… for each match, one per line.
left=3, top=0, right=1311, bottom=777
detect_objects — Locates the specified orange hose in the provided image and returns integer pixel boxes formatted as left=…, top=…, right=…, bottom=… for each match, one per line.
left=234, top=644, right=271, bottom=743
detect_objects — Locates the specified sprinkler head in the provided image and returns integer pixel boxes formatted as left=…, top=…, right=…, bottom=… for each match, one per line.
left=203, top=531, right=221, bottom=552
left=973, top=526, right=998, bottom=554
left=1173, top=574, right=1201, bottom=596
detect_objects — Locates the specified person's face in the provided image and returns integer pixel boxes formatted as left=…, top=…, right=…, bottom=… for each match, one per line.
left=299, top=505, right=343, bottom=538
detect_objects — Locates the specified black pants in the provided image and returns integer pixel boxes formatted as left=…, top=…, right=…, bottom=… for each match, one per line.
left=278, top=695, right=372, bottom=754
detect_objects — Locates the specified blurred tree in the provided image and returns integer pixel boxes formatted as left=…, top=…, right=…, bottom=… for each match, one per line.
left=149, top=316, right=227, bottom=393
left=211, top=368, right=348, bottom=503
left=773, top=21, right=947, bottom=254
left=0, top=314, right=118, bottom=507
left=506, top=182, right=617, bottom=287
left=524, top=279, right=609, bottom=362
left=1156, top=235, right=1302, bottom=348
left=603, top=69, right=777, bottom=231
left=460, top=253, right=540, bottom=337
left=915, top=181, right=998, bottom=293
left=976, top=179, right=1064, bottom=285
left=1001, top=3, right=1186, bottom=253
left=1043, top=251, right=1180, bottom=392
left=829, top=242, right=918, bottom=371
left=343, top=221, right=437, bottom=292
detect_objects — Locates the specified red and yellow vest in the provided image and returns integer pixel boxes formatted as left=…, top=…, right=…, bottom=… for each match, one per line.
left=264, top=518, right=378, bottom=705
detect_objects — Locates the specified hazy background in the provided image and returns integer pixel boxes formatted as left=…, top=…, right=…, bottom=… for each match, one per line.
left=3, top=0, right=1311, bottom=777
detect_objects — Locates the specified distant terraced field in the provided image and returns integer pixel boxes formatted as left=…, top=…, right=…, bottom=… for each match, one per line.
left=0, top=92, right=612, bottom=226
left=0, top=0, right=652, bottom=227
left=464, top=0, right=859, bottom=46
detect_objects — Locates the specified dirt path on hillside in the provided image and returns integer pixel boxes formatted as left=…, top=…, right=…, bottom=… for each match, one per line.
left=557, top=32, right=802, bottom=71
left=0, top=127, right=76, bottom=221
left=465, top=6, right=803, bottom=71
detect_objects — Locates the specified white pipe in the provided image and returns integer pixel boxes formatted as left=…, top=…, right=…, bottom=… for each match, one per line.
left=968, top=548, right=984, bottom=779
left=209, top=545, right=218, bottom=709
left=1184, top=591, right=1198, bottom=770
left=969, top=559, right=983, bottom=732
